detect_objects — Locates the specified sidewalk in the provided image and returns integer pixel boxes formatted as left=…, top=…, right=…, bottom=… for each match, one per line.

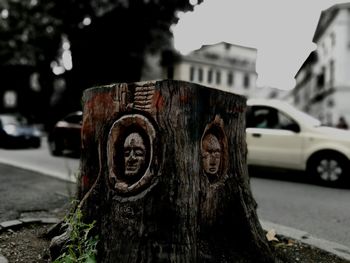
left=261, top=220, right=350, bottom=261
left=0, top=163, right=75, bottom=263
left=0, top=161, right=349, bottom=262
left=0, top=163, right=75, bottom=223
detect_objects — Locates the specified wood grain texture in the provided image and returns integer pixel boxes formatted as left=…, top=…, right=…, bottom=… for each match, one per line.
left=79, top=80, right=277, bottom=262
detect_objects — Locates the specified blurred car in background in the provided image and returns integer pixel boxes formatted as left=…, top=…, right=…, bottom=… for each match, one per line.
left=246, top=99, right=350, bottom=186
left=48, top=111, right=82, bottom=156
left=0, top=113, right=41, bottom=148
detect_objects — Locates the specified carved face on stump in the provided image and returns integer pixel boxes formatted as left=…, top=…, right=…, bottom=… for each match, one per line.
left=107, top=114, right=158, bottom=195
left=202, top=134, right=221, bottom=177
left=123, top=132, right=146, bottom=180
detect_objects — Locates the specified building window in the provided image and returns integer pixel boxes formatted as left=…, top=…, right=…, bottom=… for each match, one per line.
left=317, top=66, right=325, bottom=88
left=227, top=72, right=234, bottom=86
left=317, top=74, right=324, bottom=88
left=327, top=99, right=334, bottom=107
left=329, top=60, right=334, bottom=87
left=331, top=32, right=336, bottom=47
left=207, top=69, right=213, bottom=84
left=216, top=71, right=221, bottom=85
left=198, top=68, right=203, bottom=82
left=190, top=66, right=195, bottom=81
left=243, top=74, right=250, bottom=89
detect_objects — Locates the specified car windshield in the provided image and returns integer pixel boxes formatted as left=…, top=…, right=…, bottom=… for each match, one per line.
left=280, top=103, right=321, bottom=127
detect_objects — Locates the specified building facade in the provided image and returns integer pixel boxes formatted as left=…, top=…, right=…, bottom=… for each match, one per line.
left=161, top=42, right=258, bottom=97
left=293, top=3, right=350, bottom=128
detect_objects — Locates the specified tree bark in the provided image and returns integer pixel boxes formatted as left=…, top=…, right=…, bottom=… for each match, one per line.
left=79, top=80, right=277, bottom=262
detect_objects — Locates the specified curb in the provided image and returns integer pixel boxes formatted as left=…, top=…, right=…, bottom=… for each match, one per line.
left=0, top=217, right=60, bottom=233
left=0, top=156, right=77, bottom=183
left=261, top=220, right=350, bottom=261
left=0, top=217, right=60, bottom=263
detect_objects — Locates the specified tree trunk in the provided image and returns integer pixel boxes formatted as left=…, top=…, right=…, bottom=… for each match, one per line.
left=78, top=80, right=277, bottom=262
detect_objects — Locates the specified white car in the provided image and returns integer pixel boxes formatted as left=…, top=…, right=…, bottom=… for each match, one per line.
left=246, top=99, right=350, bottom=186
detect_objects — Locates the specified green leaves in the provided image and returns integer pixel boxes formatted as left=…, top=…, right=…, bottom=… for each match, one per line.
left=53, top=205, right=99, bottom=263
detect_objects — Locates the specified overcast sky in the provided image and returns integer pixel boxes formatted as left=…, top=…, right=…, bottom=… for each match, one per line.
left=172, top=0, right=349, bottom=90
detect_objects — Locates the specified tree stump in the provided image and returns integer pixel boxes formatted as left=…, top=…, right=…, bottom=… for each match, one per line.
left=78, top=80, right=277, bottom=262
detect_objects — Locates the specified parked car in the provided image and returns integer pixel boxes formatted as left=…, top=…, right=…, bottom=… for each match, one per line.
left=48, top=111, right=82, bottom=156
left=246, top=99, right=350, bottom=185
left=0, top=113, right=41, bottom=148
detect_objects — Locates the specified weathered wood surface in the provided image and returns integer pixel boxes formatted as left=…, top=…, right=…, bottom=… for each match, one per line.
left=79, top=80, right=277, bottom=262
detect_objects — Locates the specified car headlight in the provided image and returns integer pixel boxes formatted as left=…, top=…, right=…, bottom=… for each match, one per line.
left=3, top=124, right=18, bottom=135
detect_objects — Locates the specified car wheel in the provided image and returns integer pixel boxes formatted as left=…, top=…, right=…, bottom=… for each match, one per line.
left=308, top=153, right=348, bottom=186
left=49, top=140, right=62, bottom=156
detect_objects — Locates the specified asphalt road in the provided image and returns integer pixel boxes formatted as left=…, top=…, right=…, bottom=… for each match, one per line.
left=251, top=174, right=350, bottom=247
left=0, top=138, right=349, bottom=249
left=0, top=163, right=75, bottom=222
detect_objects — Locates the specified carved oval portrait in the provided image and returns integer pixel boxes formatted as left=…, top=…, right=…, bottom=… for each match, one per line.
left=107, top=114, right=157, bottom=195
left=200, top=115, right=228, bottom=182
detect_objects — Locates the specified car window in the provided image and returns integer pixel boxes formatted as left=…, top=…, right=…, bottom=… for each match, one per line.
left=277, top=111, right=298, bottom=130
left=246, top=106, right=278, bottom=129
left=278, top=102, right=321, bottom=127
left=246, top=106, right=299, bottom=131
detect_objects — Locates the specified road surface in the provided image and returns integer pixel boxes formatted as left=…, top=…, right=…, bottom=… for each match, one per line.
left=251, top=175, right=350, bottom=247
left=0, top=163, right=75, bottom=222
left=0, top=137, right=79, bottom=182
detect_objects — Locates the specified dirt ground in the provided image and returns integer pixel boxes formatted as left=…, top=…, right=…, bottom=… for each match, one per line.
left=0, top=223, right=349, bottom=263
left=272, top=235, right=350, bottom=263
left=0, top=224, right=51, bottom=263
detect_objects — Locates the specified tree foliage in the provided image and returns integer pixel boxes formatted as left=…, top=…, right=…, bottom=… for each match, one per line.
left=0, top=0, right=203, bottom=123
left=0, top=0, right=61, bottom=66
left=0, top=0, right=202, bottom=82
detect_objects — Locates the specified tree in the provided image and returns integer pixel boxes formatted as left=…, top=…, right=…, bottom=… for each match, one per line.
left=0, top=0, right=62, bottom=121
left=66, top=80, right=279, bottom=262
left=0, top=0, right=204, bottom=126
left=0, top=0, right=61, bottom=67
left=53, top=0, right=204, bottom=109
